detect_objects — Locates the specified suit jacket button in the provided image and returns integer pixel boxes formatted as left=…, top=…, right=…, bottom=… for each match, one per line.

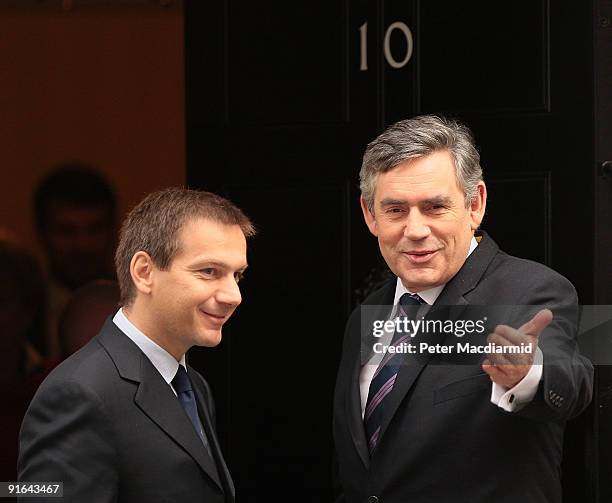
left=367, top=497, right=379, bottom=503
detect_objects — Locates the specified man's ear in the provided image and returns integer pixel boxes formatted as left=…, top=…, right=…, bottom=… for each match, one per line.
left=469, top=181, right=487, bottom=231
left=130, top=251, right=155, bottom=296
left=360, top=195, right=378, bottom=237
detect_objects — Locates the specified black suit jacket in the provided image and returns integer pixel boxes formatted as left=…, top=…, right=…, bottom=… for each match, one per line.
left=333, top=232, right=593, bottom=503
left=18, top=318, right=234, bottom=503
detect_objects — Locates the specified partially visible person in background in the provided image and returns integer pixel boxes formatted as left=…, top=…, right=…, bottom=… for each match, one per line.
left=0, top=235, right=51, bottom=481
left=33, top=163, right=117, bottom=358
left=58, top=279, right=120, bottom=359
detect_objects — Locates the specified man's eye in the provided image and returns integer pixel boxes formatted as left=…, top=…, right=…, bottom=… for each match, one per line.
left=201, top=268, right=217, bottom=277
left=385, top=207, right=404, bottom=214
left=234, top=272, right=245, bottom=283
left=428, top=205, right=447, bottom=212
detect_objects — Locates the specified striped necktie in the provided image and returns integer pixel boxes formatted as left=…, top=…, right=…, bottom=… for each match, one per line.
left=364, top=292, right=425, bottom=454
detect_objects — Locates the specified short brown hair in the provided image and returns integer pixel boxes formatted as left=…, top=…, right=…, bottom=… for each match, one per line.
left=115, top=187, right=255, bottom=306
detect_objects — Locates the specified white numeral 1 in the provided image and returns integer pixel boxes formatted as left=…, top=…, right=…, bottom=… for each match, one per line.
left=359, top=22, right=368, bottom=71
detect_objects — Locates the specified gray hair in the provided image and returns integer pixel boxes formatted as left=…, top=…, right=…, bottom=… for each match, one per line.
left=359, top=115, right=483, bottom=213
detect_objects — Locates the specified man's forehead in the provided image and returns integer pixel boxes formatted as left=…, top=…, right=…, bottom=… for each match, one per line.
left=176, top=218, right=247, bottom=261
left=375, top=171, right=458, bottom=199
left=179, top=217, right=246, bottom=241
left=374, top=153, right=462, bottom=200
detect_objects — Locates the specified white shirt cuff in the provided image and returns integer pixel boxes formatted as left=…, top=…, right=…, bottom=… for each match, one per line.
left=490, top=347, right=543, bottom=412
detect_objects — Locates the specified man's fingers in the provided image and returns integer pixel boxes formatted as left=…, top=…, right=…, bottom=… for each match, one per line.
left=483, top=356, right=531, bottom=388
left=489, top=325, right=535, bottom=348
left=485, top=351, right=514, bottom=368
left=482, top=360, right=513, bottom=385
left=483, top=310, right=550, bottom=388
left=482, top=355, right=513, bottom=374
left=487, top=332, right=536, bottom=364
left=518, top=309, right=553, bottom=339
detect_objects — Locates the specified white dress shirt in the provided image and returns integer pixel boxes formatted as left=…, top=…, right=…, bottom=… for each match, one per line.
left=359, top=237, right=543, bottom=417
left=113, top=308, right=187, bottom=396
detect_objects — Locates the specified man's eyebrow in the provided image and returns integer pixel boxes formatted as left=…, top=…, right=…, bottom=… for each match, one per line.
left=190, top=260, right=249, bottom=272
left=380, top=198, right=407, bottom=207
left=379, top=196, right=453, bottom=207
left=421, top=195, right=452, bottom=206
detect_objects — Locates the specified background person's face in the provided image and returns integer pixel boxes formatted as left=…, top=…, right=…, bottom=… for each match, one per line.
left=149, top=218, right=247, bottom=354
left=362, top=150, right=486, bottom=292
left=41, top=202, right=114, bottom=289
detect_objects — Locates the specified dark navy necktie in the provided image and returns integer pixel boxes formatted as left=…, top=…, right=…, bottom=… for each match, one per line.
left=172, top=365, right=210, bottom=451
left=364, top=292, right=425, bottom=454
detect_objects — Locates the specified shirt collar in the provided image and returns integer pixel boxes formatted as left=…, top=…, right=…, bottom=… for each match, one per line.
left=393, top=236, right=478, bottom=306
left=112, top=308, right=186, bottom=384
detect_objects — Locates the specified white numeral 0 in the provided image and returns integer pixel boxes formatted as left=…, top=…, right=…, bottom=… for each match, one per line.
left=383, top=22, right=413, bottom=69
left=359, top=21, right=414, bottom=71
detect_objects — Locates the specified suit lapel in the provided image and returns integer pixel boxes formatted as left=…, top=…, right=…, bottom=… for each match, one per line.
left=134, top=363, right=224, bottom=490
left=346, top=352, right=370, bottom=469
left=97, top=320, right=224, bottom=492
left=191, top=375, right=235, bottom=502
left=376, top=232, right=500, bottom=444
left=345, top=280, right=396, bottom=469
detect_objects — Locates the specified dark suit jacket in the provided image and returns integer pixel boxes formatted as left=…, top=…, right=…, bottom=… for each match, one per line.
left=333, top=232, right=593, bottom=503
left=18, top=318, right=234, bottom=503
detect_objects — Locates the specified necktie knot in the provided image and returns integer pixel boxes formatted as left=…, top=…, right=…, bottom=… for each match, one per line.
left=399, top=292, right=425, bottom=307
left=172, top=365, right=192, bottom=394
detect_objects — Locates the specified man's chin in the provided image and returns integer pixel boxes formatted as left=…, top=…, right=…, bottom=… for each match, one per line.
left=397, top=270, right=441, bottom=291
left=196, top=329, right=223, bottom=348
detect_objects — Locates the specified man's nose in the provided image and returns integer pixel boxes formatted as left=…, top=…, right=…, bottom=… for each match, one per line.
left=403, top=210, right=431, bottom=240
left=217, top=276, right=242, bottom=307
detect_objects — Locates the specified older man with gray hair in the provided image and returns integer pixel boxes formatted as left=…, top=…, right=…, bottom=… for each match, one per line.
left=333, top=115, right=592, bottom=502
